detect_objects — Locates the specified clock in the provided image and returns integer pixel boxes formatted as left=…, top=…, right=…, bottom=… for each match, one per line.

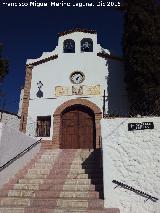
left=70, top=71, right=85, bottom=84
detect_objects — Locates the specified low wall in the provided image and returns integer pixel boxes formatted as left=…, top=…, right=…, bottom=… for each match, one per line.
left=101, top=117, right=160, bottom=213
left=0, top=123, right=41, bottom=189
left=0, top=112, right=20, bottom=130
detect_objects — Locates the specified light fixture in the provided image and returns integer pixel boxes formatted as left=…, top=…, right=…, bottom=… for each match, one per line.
left=37, top=81, right=43, bottom=90
left=36, top=81, right=43, bottom=98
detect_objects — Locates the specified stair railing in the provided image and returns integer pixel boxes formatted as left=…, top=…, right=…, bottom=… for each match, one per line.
left=0, top=138, right=42, bottom=172
left=99, top=136, right=103, bottom=168
left=112, top=180, right=159, bottom=202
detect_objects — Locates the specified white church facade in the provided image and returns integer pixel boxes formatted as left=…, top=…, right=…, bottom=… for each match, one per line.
left=19, top=28, right=127, bottom=149
left=0, top=29, right=159, bottom=213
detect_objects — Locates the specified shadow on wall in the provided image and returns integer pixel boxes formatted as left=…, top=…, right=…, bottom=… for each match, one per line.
left=107, top=59, right=129, bottom=116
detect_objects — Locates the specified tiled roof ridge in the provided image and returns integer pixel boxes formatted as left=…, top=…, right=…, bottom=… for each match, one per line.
left=58, top=28, right=97, bottom=37
left=0, top=110, right=21, bottom=118
left=27, top=54, right=58, bottom=66
left=97, top=52, right=124, bottom=61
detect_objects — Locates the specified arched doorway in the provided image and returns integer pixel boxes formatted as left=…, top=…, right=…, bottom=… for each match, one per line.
left=61, top=105, right=96, bottom=149
left=52, top=99, right=102, bottom=149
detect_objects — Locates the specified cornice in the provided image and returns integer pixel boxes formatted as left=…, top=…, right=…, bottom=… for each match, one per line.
left=27, top=54, right=58, bottom=67
left=97, top=52, right=124, bottom=61
left=58, top=28, right=97, bottom=37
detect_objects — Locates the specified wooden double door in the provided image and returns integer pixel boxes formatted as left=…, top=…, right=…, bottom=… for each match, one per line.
left=61, top=105, right=95, bottom=149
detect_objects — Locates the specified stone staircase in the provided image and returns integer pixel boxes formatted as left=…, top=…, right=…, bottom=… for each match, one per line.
left=0, top=149, right=120, bottom=213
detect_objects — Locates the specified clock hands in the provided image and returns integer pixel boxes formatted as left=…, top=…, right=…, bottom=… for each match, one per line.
left=70, top=72, right=85, bottom=84
left=76, top=76, right=80, bottom=81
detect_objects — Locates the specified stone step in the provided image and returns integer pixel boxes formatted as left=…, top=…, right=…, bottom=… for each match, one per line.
left=39, top=150, right=61, bottom=154
left=37, top=159, right=58, bottom=163
left=0, top=190, right=99, bottom=199
left=0, top=207, right=120, bottom=213
left=72, top=165, right=101, bottom=169
left=18, top=178, right=102, bottom=185
left=33, top=163, right=53, bottom=170
left=27, top=168, right=102, bottom=175
left=39, top=149, right=100, bottom=156
left=71, top=161, right=101, bottom=165
left=27, top=169, right=51, bottom=175
left=0, top=198, right=104, bottom=208
left=37, top=158, right=57, bottom=162
left=39, top=153, right=98, bottom=159
left=39, top=152, right=60, bottom=156
left=33, top=163, right=101, bottom=170
left=24, top=173, right=102, bottom=179
left=0, top=149, right=110, bottom=212
left=72, top=156, right=101, bottom=160
left=24, top=173, right=48, bottom=179
left=6, top=184, right=102, bottom=191
left=0, top=197, right=30, bottom=206
left=70, top=156, right=101, bottom=160
left=37, top=159, right=100, bottom=164
left=39, top=151, right=60, bottom=157
left=39, top=155, right=59, bottom=159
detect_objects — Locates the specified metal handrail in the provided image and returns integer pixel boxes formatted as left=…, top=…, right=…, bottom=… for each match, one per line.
left=113, top=180, right=158, bottom=202
left=0, top=138, right=42, bottom=172
left=99, top=136, right=103, bottom=168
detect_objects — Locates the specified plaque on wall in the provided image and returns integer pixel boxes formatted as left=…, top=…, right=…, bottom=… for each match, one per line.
left=55, top=86, right=70, bottom=96
left=55, top=85, right=101, bottom=97
left=128, top=122, right=154, bottom=131
left=83, top=85, right=101, bottom=95
left=72, top=85, right=83, bottom=95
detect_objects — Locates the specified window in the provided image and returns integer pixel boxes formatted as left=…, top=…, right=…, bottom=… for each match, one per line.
left=63, top=39, right=75, bottom=53
left=81, top=38, right=93, bottom=52
left=36, top=116, right=51, bottom=137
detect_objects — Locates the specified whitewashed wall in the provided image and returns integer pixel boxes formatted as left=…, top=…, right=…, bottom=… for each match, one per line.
left=101, top=117, right=160, bottom=213
left=26, top=32, right=108, bottom=137
left=0, top=112, right=20, bottom=130
left=25, top=31, right=128, bottom=138
left=0, top=123, right=40, bottom=188
left=18, top=88, right=24, bottom=116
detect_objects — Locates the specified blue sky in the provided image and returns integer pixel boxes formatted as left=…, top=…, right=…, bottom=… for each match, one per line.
left=0, top=1, right=123, bottom=113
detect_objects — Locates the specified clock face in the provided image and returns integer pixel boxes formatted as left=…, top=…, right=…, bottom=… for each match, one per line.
left=70, top=71, right=85, bottom=84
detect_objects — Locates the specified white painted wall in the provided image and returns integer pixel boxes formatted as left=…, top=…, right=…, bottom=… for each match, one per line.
left=0, top=123, right=37, bottom=166
left=0, top=112, right=20, bottom=130
left=18, top=88, right=24, bottom=116
left=101, top=117, right=160, bottom=213
left=26, top=32, right=108, bottom=137
left=0, top=123, right=40, bottom=188
left=25, top=31, right=128, bottom=138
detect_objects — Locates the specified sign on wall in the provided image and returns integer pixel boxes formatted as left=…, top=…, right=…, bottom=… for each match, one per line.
left=72, top=85, right=83, bottom=95
left=55, top=85, right=101, bottom=96
left=55, top=86, right=69, bottom=96
left=128, top=122, right=154, bottom=131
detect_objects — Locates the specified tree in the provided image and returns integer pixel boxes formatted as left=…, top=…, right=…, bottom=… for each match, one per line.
left=0, top=44, right=8, bottom=81
left=122, top=0, right=160, bottom=115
